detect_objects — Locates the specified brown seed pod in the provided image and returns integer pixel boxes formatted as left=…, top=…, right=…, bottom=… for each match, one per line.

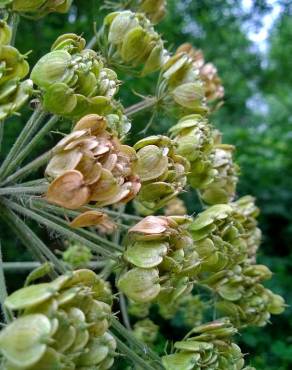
left=46, top=170, right=90, bottom=209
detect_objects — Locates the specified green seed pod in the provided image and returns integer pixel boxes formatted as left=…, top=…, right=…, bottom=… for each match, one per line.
left=172, top=82, right=205, bottom=110
left=12, top=0, right=47, bottom=12
left=134, top=135, right=190, bottom=214
left=199, top=143, right=239, bottom=205
left=51, top=33, right=86, bottom=53
left=118, top=267, right=161, bottom=303
left=0, top=314, right=52, bottom=368
left=0, top=20, right=11, bottom=45
left=124, top=240, right=168, bottom=268
left=139, top=0, right=167, bottom=24
left=43, top=82, right=77, bottom=115
left=121, top=26, right=148, bottom=62
left=108, top=11, right=139, bottom=44
left=31, top=50, right=73, bottom=89
left=12, top=0, right=73, bottom=17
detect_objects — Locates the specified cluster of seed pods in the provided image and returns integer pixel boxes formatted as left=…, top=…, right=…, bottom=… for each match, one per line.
left=118, top=215, right=200, bottom=304
left=133, top=135, right=190, bottom=214
left=0, top=20, right=33, bottom=120
left=0, top=269, right=116, bottom=370
left=176, top=43, right=225, bottom=105
left=31, top=34, right=120, bottom=118
left=4, top=0, right=72, bottom=17
left=138, top=0, right=167, bottom=24
left=104, top=10, right=167, bottom=75
left=161, top=49, right=208, bottom=115
left=162, top=318, right=255, bottom=370
left=189, top=198, right=285, bottom=327
left=169, top=114, right=216, bottom=189
left=170, top=114, right=239, bottom=205
left=45, top=114, right=141, bottom=210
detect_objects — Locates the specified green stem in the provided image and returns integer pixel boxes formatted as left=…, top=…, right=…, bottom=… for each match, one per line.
left=98, top=207, right=142, bottom=222
left=0, top=107, right=46, bottom=181
left=36, top=207, right=123, bottom=253
left=125, top=97, right=157, bottom=117
left=1, top=150, right=52, bottom=187
left=9, top=13, right=20, bottom=46
left=0, top=120, right=4, bottom=155
left=111, top=318, right=163, bottom=368
left=0, top=184, right=48, bottom=196
left=3, top=199, right=121, bottom=260
left=0, top=201, right=66, bottom=276
left=87, top=35, right=97, bottom=49
left=119, top=293, right=131, bottom=330
left=3, top=115, right=58, bottom=179
left=0, top=243, right=11, bottom=323
left=1, top=261, right=106, bottom=272
left=26, top=199, right=124, bottom=252
left=99, top=260, right=115, bottom=280
left=111, top=333, right=156, bottom=370
left=13, top=178, right=48, bottom=187
left=28, top=197, right=129, bottom=230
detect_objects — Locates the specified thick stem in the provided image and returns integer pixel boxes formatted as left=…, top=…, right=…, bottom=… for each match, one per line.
left=0, top=184, right=48, bottom=196
left=1, top=150, right=52, bottom=187
left=0, top=201, right=66, bottom=276
left=1, top=261, right=106, bottom=272
left=125, top=97, right=157, bottom=117
left=0, top=108, right=46, bottom=181
left=3, top=199, right=121, bottom=260
left=111, top=318, right=163, bottom=368
left=111, top=334, right=156, bottom=370
left=2, top=115, right=58, bottom=180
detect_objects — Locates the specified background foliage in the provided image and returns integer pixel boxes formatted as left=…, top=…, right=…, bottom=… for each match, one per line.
left=0, top=1, right=291, bottom=369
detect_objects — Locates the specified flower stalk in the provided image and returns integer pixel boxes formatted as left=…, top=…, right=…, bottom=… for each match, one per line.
left=0, top=107, right=46, bottom=181
left=0, top=200, right=66, bottom=275
left=125, top=97, right=157, bottom=117
left=0, top=150, right=52, bottom=187
left=3, top=115, right=59, bottom=179
left=3, top=198, right=122, bottom=260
